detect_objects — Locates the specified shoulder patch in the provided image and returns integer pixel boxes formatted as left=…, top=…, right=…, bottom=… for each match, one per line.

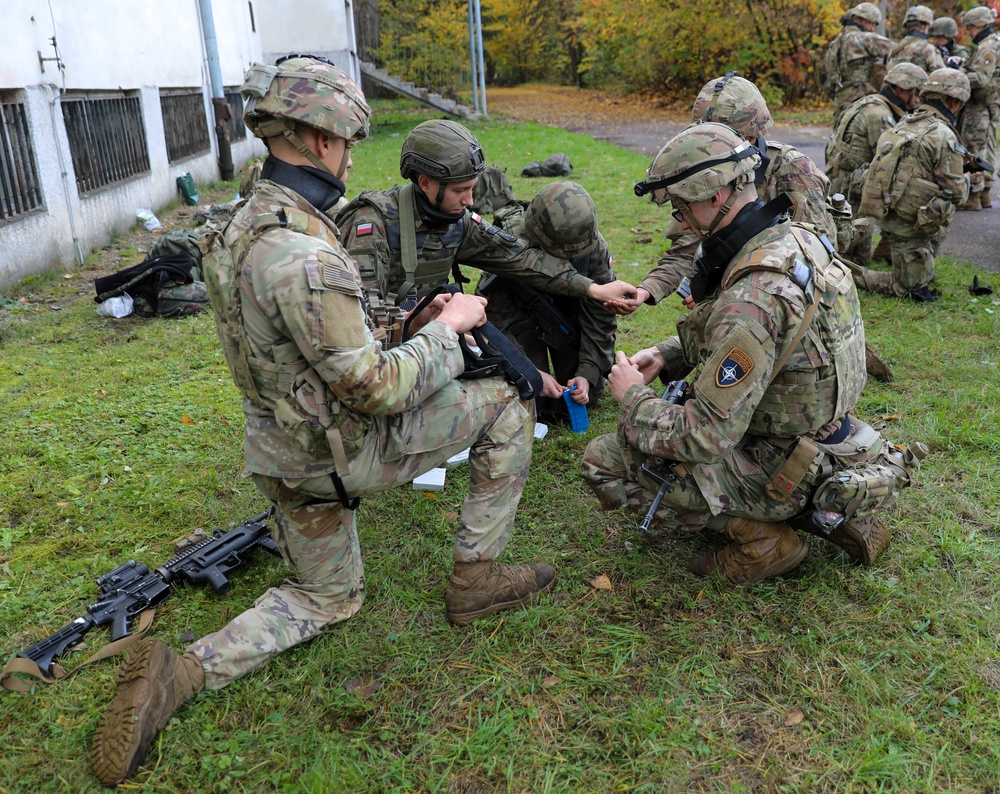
left=470, top=212, right=483, bottom=224
left=355, top=222, right=374, bottom=237
left=716, top=348, right=755, bottom=388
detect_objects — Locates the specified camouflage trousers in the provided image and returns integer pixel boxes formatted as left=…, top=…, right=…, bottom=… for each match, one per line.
left=880, top=232, right=943, bottom=294
left=187, top=377, right=533, bottom=689
left=959, top=102, right=1000, bottom=191
left=581, top=430, right=816, bottom=534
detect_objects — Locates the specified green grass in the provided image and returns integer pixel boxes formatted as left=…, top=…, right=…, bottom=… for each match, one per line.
left=2, top=101, right=1000, bottom=793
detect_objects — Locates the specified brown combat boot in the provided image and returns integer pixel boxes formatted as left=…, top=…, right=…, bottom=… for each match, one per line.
left=91, top=638, right=204, bottom=786
left=852, top=266, right=894, bottom=295
left=445, top=560, right=556, bottom=625
left=691, top=517, right=808, bottom=583
left=958, top=193, right=982, bottom=211
left=793, top=513, right=892, bottom=566
left=981, top=190, right=993, bottom=209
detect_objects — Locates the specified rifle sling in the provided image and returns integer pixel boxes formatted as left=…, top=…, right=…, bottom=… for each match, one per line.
left=1, top=609, right=157, bottom=692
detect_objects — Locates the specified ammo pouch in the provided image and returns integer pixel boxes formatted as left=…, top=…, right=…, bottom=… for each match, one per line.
left=914, top=194, right=956, bottom=235
left=402, top=285, right=543, bottom=399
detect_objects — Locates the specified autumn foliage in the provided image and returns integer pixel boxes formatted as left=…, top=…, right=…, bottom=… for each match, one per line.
left=370, top=0, right=985, bottom=105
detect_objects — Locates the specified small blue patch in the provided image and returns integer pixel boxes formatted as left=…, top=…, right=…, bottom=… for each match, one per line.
left=716, top=348, right=755, bottom=388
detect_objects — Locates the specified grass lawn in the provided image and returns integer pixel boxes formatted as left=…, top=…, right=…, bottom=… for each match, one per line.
left=1, top=100, right=999, bottom=793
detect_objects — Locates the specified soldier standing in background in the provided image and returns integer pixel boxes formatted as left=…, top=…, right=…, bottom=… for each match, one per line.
left=958, top=6, right=1000, bottom=210
left=858, top=68, right=972, bottom=300
left=825, top=3, right=895, bottom=128
left=91, top=56, right=558, bottom=786
left=929, top=16, right=970, bottom=68
left=887, top=6, right=946, bottom=74
left=475, top=181, right=617, bottom=421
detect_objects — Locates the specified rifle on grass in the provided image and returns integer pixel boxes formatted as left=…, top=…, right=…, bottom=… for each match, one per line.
left=2, top=510, right=280, bottom=691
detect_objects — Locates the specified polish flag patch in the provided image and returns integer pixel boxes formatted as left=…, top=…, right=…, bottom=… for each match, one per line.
left=355, top=222, right=374, bottom=236
left=471, top=212, right=483, bottom=224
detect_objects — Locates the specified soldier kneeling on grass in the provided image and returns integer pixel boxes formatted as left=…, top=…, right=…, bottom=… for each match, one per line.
left=582, top=123, right=926, bottom=584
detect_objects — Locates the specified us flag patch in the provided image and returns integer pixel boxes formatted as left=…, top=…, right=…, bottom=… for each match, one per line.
left=355, top=222, right=373, bottom=236
left=716, top=348, right=754, bottom=388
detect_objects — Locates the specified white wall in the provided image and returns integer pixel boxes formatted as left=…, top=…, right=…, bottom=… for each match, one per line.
left=0, top=0, right=351, bottom=292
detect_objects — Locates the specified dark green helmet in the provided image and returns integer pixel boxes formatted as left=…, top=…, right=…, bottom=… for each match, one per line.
left=399, top=119, right=486, bottom=182
left=929, top=16, right=958, bottom=38
left=524, top=181, right=598, bottom=259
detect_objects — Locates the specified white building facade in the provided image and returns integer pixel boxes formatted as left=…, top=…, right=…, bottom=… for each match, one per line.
left=0, top=0, right=358, bottom=291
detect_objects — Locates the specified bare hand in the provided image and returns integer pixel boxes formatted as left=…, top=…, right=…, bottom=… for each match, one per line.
left=435, top=293, right=488, bottom=335
left=608, top=350, right=646, bottom=403
left=567, top=376, right=590, bottom=404
left=404, top=293, right=450, bottom=336
left=538, top=370, right=566, bottom=399
left=628, top=347, right=665, bottom=385
left=588, top=279, right=636, bottom=305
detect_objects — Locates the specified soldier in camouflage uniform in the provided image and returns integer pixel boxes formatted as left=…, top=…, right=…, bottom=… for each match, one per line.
left=582, top=123, right=899, bottom=584
left=335, top=119, right=636, bottom=345
left=887, top=6, right=946, bottom=75
left=474, top=181, right=617, bottom=419
left=623, top=73, right=840, bottom=309
left=929, top=17, right=970, bottom=68
left=958, top=6, right=1000, bottom=210
left=825, top=3, right=895, bottom=128
left=857, top=68, right=971, bottom=300
left=91, top=57, right=557, bottom=786
left=826, top=62, right=928, bottom=207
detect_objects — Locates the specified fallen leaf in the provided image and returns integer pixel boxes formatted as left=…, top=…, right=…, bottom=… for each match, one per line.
left=181, top=413, right=195, bottom=425
left=784, top=708, right=805, bottom=727
left=881, top=413, right=900, bottom=422
left=589, top=573, right=613, bottom=591
left=63, top=273, right=74, bottom=279
left=219, top=416, right=229, bottom=425
left=633, top=236, right=653, bottom=244
left=57, top=502, right=70, bottom=507
left=345, top=674, right=383, bottom=698
left=541, top=675, right=561, bottom=687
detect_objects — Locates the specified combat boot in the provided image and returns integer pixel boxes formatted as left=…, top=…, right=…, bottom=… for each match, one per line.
left=794, top=513, right=891, bottom=566
left=691, top=517, right=808, bottom=584
left=91, top=638, right=204, bottom=786
left=981, top=191, right=993, bottom=209
left=958, top=193, right=982, bottom=211
left=852, top=266, right=894, bottom=295
left=445, top=560, right=556, bottom=625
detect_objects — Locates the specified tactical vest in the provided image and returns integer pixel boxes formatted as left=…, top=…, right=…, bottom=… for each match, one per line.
left=681, top=224, right=865, bottom=441
left=860, top=110, right=962, bottom=221
left=828, top=95, right=898, bottom=178
left=202, top=204, right=355, bottom=474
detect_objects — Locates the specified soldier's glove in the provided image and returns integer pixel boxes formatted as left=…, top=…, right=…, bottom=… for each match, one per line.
left=968, top=275, right=994, bottom=296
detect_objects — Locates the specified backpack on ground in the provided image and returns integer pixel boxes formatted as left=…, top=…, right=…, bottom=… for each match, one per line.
left=94, top=249, right=208, bottom=318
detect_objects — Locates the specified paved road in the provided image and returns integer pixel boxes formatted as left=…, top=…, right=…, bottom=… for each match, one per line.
left=573, top=118, right=999, bottom=273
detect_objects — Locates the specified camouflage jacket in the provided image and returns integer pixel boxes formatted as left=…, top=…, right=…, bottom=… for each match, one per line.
left=863, top=104, right=969, bottom=235
left=206, top=179, right=468, bottom=479
left=638, top=141, right=836, bottom=303
left=826, top=92, right=905, bottom=196
left=964, top=29, right=1000, bottom=106
left=622, top=221, right=866, bottom=511
left=826, top=24, right=894, bottom=99
left=337, top=185, right=594, bottom=308
left=481, top=201, right=618, bottom=385
left=887, top=33, right=946, bottom=74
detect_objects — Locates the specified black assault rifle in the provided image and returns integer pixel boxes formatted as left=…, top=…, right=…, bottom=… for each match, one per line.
left=3, top=511, right=280, bottom=689
left=638, top=380, right=690, bottom=534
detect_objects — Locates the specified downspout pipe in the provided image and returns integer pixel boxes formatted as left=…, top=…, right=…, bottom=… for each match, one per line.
left=197, top=0, right=234, bottom=180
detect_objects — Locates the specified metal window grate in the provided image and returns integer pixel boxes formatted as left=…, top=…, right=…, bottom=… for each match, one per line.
left=0, top=96, right=44, bottom=221
left=62, top=93, right=150, bottom=194
left=224, top=90, right=247, bottom=141
left=161, top=90, right=211, bottom=162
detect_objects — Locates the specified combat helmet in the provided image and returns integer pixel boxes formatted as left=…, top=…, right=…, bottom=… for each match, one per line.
left=849, top=2, right=882, bottom=24
left=241, top=55, right=370, bottom=178
left=921, top=67, right=971, bottom=103
left=883, top=62, right=929, bottom=91
left=929, top=16, right=959, bottom=38
left=902, top=5, right=934, bottom=28
left=962, top=6, right=997, bottom=28
left=690, top=72, right=773, bottom=140
left=400, top=120, right=486, bottom=183
left=523, top=181, right=598, bottom=260
left=635, top=123, right=760, bottom=237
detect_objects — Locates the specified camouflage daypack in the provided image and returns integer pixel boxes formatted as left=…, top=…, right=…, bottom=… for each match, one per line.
left=471, top=166, right=516, bottom=215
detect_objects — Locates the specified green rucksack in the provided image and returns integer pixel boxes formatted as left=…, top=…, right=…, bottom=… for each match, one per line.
left=471, top=166, right=516, bottom=215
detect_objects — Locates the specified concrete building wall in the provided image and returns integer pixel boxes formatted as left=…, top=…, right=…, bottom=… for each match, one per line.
left=0, top=0, right=353, bottom=293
